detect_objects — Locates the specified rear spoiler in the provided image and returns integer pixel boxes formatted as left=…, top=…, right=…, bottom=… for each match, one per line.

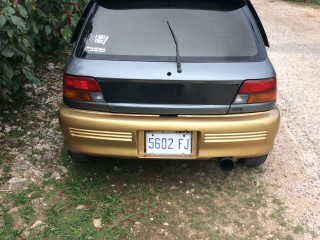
left=245, top=0, right=269, bottom=47
left=70, top=0, right=269, bottom=47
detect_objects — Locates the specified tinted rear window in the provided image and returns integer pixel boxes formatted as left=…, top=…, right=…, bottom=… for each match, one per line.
left=76, top=1, right=263, bottom=62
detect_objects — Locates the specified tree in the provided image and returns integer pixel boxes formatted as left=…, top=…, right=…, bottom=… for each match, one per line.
left=0, top=0, right=88, bottom=108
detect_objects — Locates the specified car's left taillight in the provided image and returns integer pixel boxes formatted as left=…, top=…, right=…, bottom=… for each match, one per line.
left=63, top=74, right=104, bottom=102
left=233, top=77, right=277, bottom=104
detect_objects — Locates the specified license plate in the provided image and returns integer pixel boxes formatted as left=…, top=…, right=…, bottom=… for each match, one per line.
left=145, top=132, right=192, bottom=156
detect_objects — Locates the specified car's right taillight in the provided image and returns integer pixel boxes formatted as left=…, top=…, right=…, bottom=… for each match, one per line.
left=233, top=77, right=277, bottom=104
left=63, top=74, right=104, bottom=102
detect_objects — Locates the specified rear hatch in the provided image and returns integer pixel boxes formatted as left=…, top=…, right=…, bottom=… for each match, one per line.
left=67, top=0, right=271, bottom=115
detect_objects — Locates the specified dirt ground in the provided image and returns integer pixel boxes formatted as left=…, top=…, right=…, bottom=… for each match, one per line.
left=252, top=0, right=320, bottom=235
left=1, top=0, right=320, bottom=239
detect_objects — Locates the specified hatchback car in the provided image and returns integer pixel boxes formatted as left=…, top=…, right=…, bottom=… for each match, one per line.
left=59, top=0, right=280, bottom=169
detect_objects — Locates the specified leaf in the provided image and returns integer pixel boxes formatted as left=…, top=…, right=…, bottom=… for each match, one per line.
left=31, top=0, right=36, bottom=10
left=31, top=20, right=39, bottom=34
left=22, top=38, right=30, bottom=47
left=71, top=15, right=78, bottom=27
left=17, top=4, right=28, bottom=18
left=10, top=77, right=21, bottom=92
left=61, top=25, right=72, bottom=42
left=93, top=219, right=104, bottom=229
left=0, top=87, right=13, bottom=103
left=10, top=16, right=26, bottom=31
left=3, top=63, right=14, bottom=81
left=36, top=8, right=46, bottom=18
left=45, top=25, right=52, bottom=35
left=6, top=29, right=13, bottom=38
left=61, top=13, right=67, bottom=22
left=1, top=48, right=14, bottom=58
left=13, top=69, right=21, bottom=76
left=0, top=15, right=7, bottom=28
left=4, top=7, right=16, bottom=16
left=0, top=38, right=9, bottom=46
left=68, top=5, right=75, bottom=13
left=26, top=55, right=33, bottom=65
left=22, top=67, right=40, bottom=85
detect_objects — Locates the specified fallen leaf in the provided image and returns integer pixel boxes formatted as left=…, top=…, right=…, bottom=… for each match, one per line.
left=93, top=219, right=104, bottom=229
left=76, top=205, right=86, bottom=210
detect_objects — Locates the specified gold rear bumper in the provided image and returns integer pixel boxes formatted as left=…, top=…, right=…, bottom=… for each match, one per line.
left=59, top=105, right=280, bottom=159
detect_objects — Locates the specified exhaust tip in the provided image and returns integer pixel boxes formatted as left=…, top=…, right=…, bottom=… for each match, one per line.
left=219, top=158, right=234, bottom=172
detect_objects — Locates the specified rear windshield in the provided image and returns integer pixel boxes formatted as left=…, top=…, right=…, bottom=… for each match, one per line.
left=76, top=1, right=263, bottom=62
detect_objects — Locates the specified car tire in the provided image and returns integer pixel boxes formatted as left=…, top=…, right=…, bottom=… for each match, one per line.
left=241, top=155, right=268, bottom=167
left=68, top=151, right=95, bottom=162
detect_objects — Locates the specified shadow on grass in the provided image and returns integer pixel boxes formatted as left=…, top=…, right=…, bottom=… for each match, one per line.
left=44, top=150, right=275, bottom=239
left=64, top=154, right=261, bottom=198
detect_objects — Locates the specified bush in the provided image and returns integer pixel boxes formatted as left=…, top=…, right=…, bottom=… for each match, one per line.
left=31, top=1, right=88, bottom=52
left=0, top=1, right=36, bottom=105
left=0, top=0, right=88, bottom=108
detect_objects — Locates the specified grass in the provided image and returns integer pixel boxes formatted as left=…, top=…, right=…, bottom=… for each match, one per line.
left=9, top=192, right=30, bottom=206
left=293, top=225, right=305, bottom=234
left=0, top=210, right=25, bottom=240
left=38, top=153, right=288, bottom=239
left=19, top=205, right=35, bottom=223
left=0, top=151, right=13, bottom=184
left=1, top=147, right=314, bottom=239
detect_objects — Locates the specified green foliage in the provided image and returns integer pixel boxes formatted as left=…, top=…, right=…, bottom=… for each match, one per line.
left=0, top=0, right=88, bottom=107
left=30, top=0, right=87, bottom=52
left=0, top=1, right=36, bottom=105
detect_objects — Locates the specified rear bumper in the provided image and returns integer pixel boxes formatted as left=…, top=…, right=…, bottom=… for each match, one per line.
left=59, top=105, right=280, bottom=160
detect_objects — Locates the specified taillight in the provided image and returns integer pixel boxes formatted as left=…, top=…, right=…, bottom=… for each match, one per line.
left=63, top=75, right=100, bottom=92
left=234, top=77, right=277, bottom=104
left=63, top=74, right=104, bottom=102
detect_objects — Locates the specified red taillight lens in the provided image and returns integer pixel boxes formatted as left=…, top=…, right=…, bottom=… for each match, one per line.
left=239, top=77, right=276, bottom=94
left=234, top=77, right=277, bottom=104
left=63, top=74, right=101, bottom=92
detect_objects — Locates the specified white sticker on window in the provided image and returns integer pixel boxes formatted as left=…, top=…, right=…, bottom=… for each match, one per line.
left=86, top=34, right=109, bottom=46
left=85, top=46, right=106, bottom=53
left=95, top=35, right=109, bottom=45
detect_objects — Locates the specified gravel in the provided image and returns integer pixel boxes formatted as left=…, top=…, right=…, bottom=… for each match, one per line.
left=253, top=0, right=320, bottom=235
left=7, top=177, right=27, bottom=185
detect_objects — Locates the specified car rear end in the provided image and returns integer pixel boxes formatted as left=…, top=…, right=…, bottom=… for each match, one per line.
left=59, top=0, right=280, bottom=164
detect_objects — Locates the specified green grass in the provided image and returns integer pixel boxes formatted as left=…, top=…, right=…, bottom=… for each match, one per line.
left=25, top=151, right=131, bottom=239
left=0, top=151, right=13, bottom=166
left=1, top=148, right=317, bottom=239
left=19, top=205, right=35, bottom=223
left=9, top=192, right=30, bottom=206
left=26, top=152, right=314, bottom=239
left=293, top=225, right=305, bottom=234
left=47, top=155, right=283, bottom=239
left=0, top=210, right=25, bottom=240
left=8, top=129, right=25, bottom=138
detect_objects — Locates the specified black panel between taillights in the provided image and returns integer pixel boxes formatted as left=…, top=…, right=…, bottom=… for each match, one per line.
left=98, top=80, right=240, bottom=105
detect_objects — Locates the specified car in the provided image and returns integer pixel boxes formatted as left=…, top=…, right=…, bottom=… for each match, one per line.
left=59, top=0, right=280, bottom=170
